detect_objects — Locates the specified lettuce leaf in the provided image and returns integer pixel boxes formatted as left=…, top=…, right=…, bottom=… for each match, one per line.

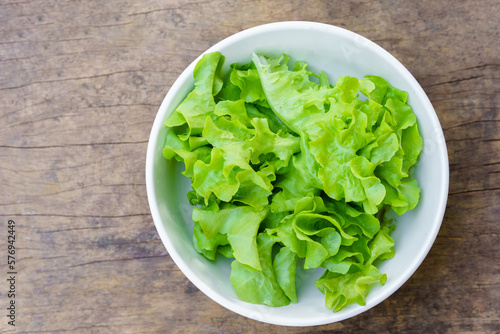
left=166, top=52, right=225, bottom=139
left=273, top=246, right=299, bottom=302
left=315, top=264, right=387, bottom=312
left=162, top=52, right=422, bottom=312
left=230, top=233, right=290, bottom=306
left=193, top=203, right=268, bottom=270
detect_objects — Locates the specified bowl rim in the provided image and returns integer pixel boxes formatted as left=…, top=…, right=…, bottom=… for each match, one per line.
left=145, top=21, right=449, bottom=326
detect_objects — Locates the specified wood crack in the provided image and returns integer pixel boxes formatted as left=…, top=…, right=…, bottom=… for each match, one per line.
left=444, top=119, right=500, bottom=130
left=16, top=326, right=111, bottom=333
left=448, top=187, right=500, bottom=196
left=69, top=255, right=166, bottom=268
left=128, top=7, right=182, bottom=16
left=423, top=75, right=482, bottom=88
left=0, top=140, right=148, bottom=149
left=0, top=69, right=143, bottom=91
left=40, top=226, right=119, bottom=233
left=5, top=213, right=150, bottom=218
left=448, top=63, right=499, bottom=73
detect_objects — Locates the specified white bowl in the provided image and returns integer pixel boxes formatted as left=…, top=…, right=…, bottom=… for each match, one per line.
left=146, top=21, right=449, bottom=326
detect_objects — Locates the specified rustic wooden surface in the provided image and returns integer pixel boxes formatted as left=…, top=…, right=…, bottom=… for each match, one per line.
left=1, top=0, right=499, bottom=333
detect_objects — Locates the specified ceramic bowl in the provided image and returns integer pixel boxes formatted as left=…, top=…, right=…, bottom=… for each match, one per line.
left=145, top=21, right=449, bottom=326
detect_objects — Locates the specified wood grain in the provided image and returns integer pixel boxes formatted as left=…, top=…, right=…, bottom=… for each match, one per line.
left=1, top=0, right=499, bottom=333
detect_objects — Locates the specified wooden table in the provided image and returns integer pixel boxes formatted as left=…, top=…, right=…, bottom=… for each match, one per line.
left=1, top=0, right=498, bottom=332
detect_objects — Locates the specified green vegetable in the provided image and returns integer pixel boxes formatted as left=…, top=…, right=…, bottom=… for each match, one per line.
left=162, top=52, right=422, bottom=311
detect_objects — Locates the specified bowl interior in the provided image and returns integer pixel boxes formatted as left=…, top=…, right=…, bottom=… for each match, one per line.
left=146, top=22, right=449, bottom=326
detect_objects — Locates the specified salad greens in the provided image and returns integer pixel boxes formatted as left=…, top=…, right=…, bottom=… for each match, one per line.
left=163, top=51, right=422, bottom=312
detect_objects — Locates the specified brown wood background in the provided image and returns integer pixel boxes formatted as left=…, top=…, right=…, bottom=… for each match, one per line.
left=1, top=0, right=499, bottom=333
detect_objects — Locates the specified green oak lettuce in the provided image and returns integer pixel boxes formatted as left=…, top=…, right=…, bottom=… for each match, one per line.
left=162, top=52, right=422, bottom=311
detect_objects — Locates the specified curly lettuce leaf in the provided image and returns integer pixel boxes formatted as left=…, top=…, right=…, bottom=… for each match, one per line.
left=162, top=130, right=211, bottom=177
left=193, top=204, right=268, bottom=271
left=246, top=118, right=300, bottom=168
left=274, top=246, right=299, bottom=303
left=217, top=63, right=269, bottom=107
left=272, top=133, right=323, bottom=204
left=309, top=122, right=385, bottom=214
left=252, top=53, right=336, bottom=134
left=193, top=221, right=229, bottom=261
left=166, top=52, right=225, bottom=139
left=230, top=233, right=290, bottom=306
left=315, top=264, right=387, bottom=312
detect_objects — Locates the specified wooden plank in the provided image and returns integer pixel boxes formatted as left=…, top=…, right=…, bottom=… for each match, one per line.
left=0, top=0, right=498, bottom=332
